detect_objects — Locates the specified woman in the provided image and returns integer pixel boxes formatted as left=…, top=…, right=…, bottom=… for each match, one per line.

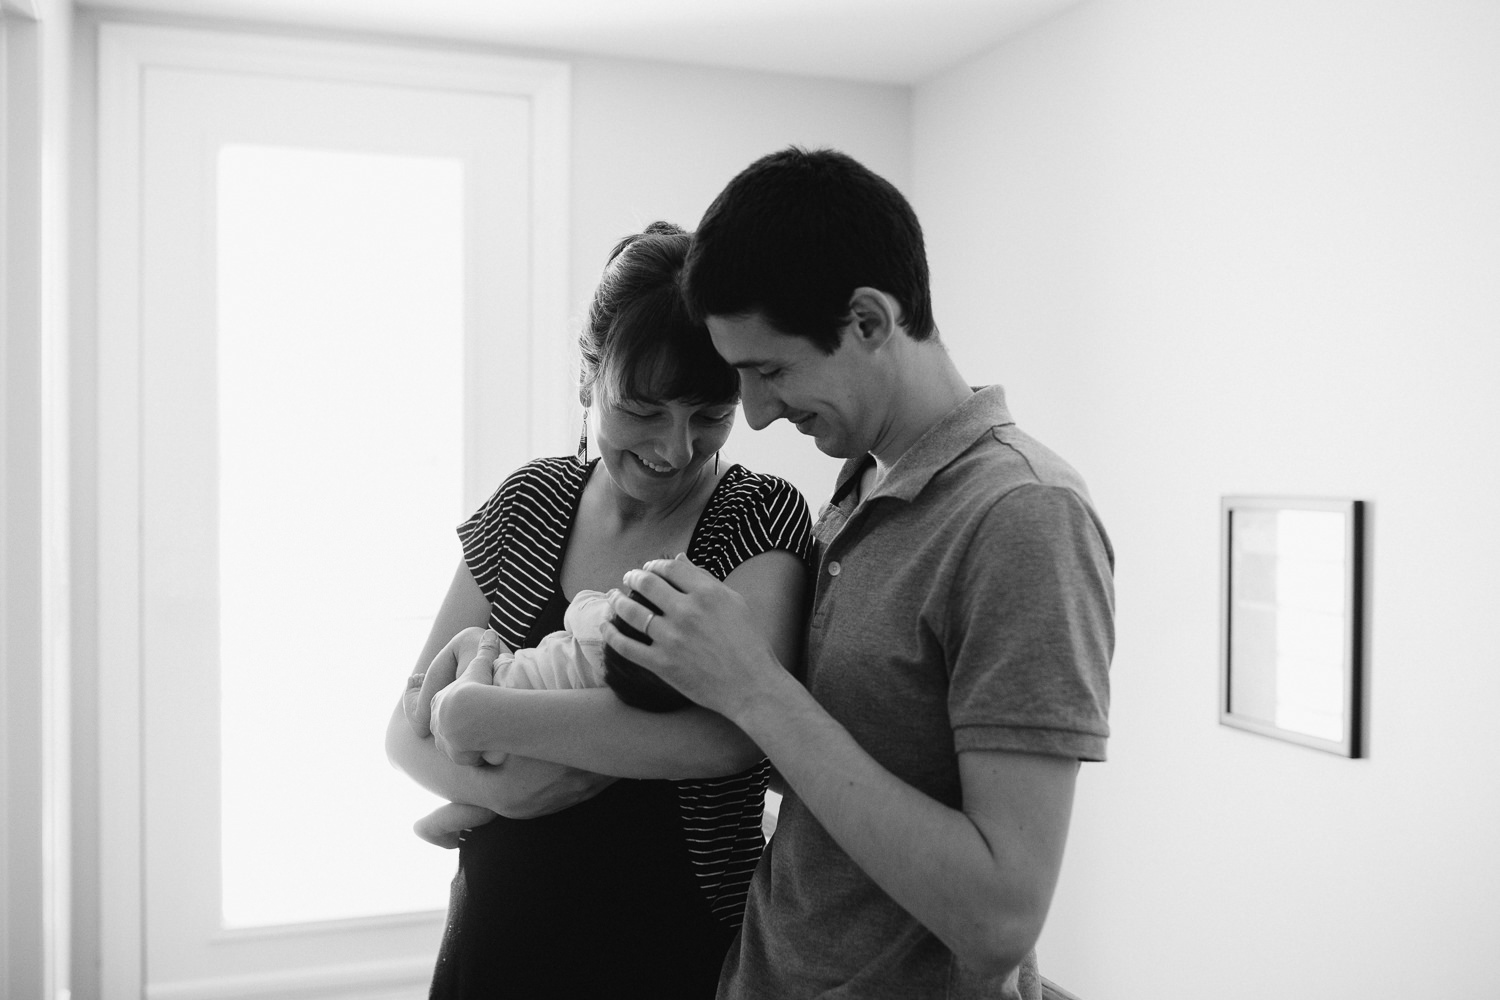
left=385, top=222, right=813, bottom=999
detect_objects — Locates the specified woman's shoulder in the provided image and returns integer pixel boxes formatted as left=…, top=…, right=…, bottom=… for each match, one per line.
left=714, top=464, right=809, bottom=511
left=493, top=456, right=590, bottom=505
left=503, top=455, right=590, bottom=489
left=698, top=464, right=814, bottom=563
left=464, top=456, right=589, bottom=532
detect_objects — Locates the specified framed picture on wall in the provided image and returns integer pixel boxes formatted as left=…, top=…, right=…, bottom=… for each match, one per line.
left=1220, top=496, right=1368, bottom=757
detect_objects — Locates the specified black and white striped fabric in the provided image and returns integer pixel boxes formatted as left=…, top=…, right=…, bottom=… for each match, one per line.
left=457, top=455, right=813, bottom=926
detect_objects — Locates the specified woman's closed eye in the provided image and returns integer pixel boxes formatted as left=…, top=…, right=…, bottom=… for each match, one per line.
left=695, top=409, right=736, bottom=424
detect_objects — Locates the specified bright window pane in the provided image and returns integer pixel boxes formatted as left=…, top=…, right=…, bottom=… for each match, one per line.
left=217, top=145, right=465, bottom=927
left=1229, top=508, right=1349, bottom=742
left=1272, top=510, right=1347, bottom=741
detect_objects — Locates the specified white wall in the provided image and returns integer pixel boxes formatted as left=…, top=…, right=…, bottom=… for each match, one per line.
left=914, top=1, right=1500, bottom=997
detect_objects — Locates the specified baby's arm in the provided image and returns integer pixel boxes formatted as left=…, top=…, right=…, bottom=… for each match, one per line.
left=413, top=801, right=498, bottom=849
left=493, top=631, right=606, bottom=693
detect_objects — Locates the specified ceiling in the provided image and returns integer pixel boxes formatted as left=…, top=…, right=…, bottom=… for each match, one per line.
left=79, top=0, right=1084, bottom=84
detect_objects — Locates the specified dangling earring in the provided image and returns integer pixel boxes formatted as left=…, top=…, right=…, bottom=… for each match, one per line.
left=577, top=410, right=589, bottom=465
left=714, top=452, right=720, bottom=476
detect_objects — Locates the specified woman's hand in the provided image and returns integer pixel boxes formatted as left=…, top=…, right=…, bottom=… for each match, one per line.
left=429, top=630, right=508, bottom=765
left=481, top=756, right=618, bottom=819
left=405, top=627, right=474, bottom=737
left=405, top=627, right=505, bottom=738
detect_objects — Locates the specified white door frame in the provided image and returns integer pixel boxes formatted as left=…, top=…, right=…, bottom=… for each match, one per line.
left=96, top=22, right=569, bottom=999
left=3, top=2, right=70, bottom=1000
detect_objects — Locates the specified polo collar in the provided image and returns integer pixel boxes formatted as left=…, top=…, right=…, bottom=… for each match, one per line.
left=830, top=385, right=1014, bottom=507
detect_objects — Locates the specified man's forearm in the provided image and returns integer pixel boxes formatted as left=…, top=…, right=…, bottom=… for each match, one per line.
left=731, top=665, right=1060, bottom=977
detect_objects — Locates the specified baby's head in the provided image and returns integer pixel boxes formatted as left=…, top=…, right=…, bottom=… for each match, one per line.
left=604, top=590, right=691, bottom=712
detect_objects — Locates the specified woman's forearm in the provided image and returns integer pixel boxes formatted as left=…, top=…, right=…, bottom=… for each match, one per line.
left=386, top=699, right=616, bottom=818
left=440, top=685, right=763, bottom=779
left=386, top=700, right=501, bottom=802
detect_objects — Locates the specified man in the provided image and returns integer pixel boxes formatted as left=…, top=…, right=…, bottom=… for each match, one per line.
left=602, top=147, right=1113, bottom=1000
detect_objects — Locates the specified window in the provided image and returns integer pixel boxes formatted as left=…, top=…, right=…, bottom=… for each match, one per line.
left=97, top=24, right=569, bottom=996
left=215, top=145, right=466, bottom=928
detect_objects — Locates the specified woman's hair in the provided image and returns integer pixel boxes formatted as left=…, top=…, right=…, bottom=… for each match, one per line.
left=578, top=221, right=739, bottom=408
left=603, top=590, right=691, bottom=713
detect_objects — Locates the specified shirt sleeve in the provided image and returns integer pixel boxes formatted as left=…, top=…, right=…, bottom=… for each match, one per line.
left=455, top=469, right=515, bottom=599
left=946, top=483, right=1114, bottom=762
left=749, top=476, right=816, bottom=565
left=699, top=472, right=816, bottom=581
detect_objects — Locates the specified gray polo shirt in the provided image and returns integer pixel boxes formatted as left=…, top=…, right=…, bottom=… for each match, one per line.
left=719, top=385, right=1114, bottom=1000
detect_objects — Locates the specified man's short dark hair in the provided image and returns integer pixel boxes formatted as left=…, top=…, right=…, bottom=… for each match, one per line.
left=683, top=147, right=935, bottom=354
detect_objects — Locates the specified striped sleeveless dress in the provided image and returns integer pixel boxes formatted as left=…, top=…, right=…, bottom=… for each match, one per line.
left=428, top=457, right=813, bottom=1000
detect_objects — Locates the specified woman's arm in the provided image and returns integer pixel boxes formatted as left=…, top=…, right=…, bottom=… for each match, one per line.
left=426, top=548, right=807, bottom=779
left=384, top=559, right=615, bottom=818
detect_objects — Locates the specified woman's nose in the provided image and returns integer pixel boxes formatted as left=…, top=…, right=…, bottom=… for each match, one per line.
left=659, top=421, right=695, bottom=467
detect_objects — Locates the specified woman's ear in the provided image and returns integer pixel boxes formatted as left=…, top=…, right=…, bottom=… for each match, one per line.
left=844, top=287, right=901, bottom=351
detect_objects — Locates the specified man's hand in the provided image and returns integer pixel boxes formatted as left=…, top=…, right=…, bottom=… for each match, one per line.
left=601, top=554, right=786, bottom=719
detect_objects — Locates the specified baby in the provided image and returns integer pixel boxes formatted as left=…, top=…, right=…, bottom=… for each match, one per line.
left=414, top=589, right=681, bottom=846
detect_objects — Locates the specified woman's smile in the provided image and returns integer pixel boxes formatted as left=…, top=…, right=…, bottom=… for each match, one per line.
left=632, top=451, right=678, bottom=476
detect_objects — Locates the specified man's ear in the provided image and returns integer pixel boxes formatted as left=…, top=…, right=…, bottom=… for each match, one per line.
left=844, top=287, right=902, bottom=351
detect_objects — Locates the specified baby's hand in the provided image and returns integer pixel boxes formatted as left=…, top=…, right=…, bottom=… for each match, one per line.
left=455, top=630, right=506, bottom=686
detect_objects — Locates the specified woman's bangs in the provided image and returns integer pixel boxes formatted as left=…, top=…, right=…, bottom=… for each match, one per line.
left=605, top=304, right=738, bottom=406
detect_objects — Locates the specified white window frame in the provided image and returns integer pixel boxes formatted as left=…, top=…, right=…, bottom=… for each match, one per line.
left=95, top=22, right=569, bottom=1000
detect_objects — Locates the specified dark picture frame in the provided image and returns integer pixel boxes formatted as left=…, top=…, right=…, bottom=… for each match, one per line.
left=1220, top=496, right=1368, bottom=757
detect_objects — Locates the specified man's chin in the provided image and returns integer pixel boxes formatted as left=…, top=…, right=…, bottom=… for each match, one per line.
left=810, top=434, right=856, bottom=459
left=788, top=417, right=853, bottom=458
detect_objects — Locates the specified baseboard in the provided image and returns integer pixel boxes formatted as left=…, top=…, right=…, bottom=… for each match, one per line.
left=145, top=957, right=431, bottom=1000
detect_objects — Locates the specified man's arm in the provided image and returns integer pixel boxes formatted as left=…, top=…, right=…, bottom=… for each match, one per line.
left=737, top=669, right=1075, bottom=975
left=602, top=554, right=1080, bottom=976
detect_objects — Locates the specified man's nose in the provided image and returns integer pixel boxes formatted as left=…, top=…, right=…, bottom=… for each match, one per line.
left=739, top=379, right=782, bottom=430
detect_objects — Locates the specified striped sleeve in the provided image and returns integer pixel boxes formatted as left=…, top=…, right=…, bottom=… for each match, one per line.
left=456, top=457, right=587, bottom=651
left=689, top=468, right=815, bottom=580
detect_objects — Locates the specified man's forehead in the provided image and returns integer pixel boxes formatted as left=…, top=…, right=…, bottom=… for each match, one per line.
left=707, top=314, right=805, bottom=366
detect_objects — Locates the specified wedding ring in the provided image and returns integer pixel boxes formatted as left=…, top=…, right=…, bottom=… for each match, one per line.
left=642, top=611, right=656, bottom=637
